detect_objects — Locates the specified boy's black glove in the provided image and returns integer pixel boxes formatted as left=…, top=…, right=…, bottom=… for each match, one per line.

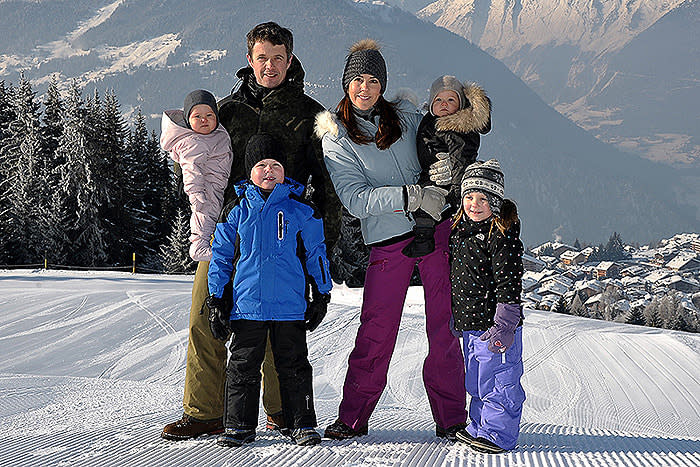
left=305, top=284, right=330, bottom=332
left=202, top=295, right=230, bottom=341
left=402, top=216, right=436, bottom=258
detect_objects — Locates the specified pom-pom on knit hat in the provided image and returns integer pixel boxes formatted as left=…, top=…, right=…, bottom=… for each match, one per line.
left=342, top=39, right=387, bottom=94
left=428, top=75, right=466, bottom=116
left=460, top=159, right=505, bottom=215
left=244, top=133, right=287, bottom=177
left=183, top=89, right=219, bottom=129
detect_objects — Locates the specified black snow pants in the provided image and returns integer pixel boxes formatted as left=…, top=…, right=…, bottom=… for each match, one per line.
left=225, top=319, right=317, bottom=430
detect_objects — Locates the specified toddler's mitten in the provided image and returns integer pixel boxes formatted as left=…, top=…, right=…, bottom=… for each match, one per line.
left=428, top=152, right=452, bottom=185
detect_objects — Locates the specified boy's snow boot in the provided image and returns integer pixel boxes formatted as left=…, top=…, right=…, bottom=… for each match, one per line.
left=436, top=423, right=467, bottom=441
left=266, top=412, right=291, bottom=436
left=216, top=428, right=256, bottom=447
left=291, top=427, right=322, bottom=446
left=455, top=428, right=477, bottom=445
left=324, top=419, right=368, bottom=440
left=161, top=414, right=224, bottom=440
left=469, top=437, right=507, bottom=454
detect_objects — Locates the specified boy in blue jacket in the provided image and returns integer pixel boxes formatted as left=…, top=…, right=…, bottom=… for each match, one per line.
left=205, top=134, right=332, bottom=447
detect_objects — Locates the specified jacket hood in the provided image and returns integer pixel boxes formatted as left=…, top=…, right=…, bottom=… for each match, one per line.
left=160, top=109, right=228, bottom=151
left=435, top=83, right=491, bottom=134
left=314, top=110, right=339, bottom=139
left=235, top=54, right=307, bottom=94
left=234, top=177, right=305, bottom=200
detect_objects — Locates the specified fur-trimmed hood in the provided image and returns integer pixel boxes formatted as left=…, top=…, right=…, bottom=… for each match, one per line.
left=314, top=110, right=339, bottom=139
left=435, top=82, right=491, bottom=134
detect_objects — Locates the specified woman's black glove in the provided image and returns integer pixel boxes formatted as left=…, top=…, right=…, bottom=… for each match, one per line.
left=305, top=285, right=330, bottom=332
left=202, top=295, right=230, bottom=341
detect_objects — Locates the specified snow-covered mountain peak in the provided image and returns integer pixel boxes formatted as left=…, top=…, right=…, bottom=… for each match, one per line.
left=420, top=0, right=685, bottom=57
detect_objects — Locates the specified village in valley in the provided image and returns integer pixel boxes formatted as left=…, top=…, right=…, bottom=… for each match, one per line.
left=521, top=233, right=700, bottom=332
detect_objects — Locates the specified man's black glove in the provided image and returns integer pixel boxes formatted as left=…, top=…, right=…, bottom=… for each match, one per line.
left=305, top=284, right=330, bottom=332
left=201, top=295, right=230, bottom=341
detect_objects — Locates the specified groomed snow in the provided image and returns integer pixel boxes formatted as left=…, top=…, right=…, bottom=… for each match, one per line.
left=0, top=270, right=698, bottom=466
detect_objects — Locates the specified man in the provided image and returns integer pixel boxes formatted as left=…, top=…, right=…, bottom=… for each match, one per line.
left=162, top=22, right=340, bottom=441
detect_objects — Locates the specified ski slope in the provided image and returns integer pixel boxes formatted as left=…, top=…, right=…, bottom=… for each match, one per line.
left=0, top=270, right=698, bottom=466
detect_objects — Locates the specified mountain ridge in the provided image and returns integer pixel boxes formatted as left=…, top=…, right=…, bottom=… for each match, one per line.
left=0, top=0, right=697, bottom=243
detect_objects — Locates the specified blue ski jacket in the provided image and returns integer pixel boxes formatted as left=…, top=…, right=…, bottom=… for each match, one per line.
left=208, top=178, right=331, bottom=321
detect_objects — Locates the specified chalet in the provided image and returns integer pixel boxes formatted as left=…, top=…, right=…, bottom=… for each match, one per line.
left=573, top=280, right=603, bottom=301
left=692, top=238, right=700, bottom=254
left=666, top=253, right=700, bottom=272
left=664, top=276, right=700, bottom=294
left=596, top=261, right=620, bottom=279
left=538, top=294, right=560, bottom=311
left=580, top=246, right=595, bottom=261
left=560, top=250, right=586, bottom=266
left=522, top=253, right=546, bottom=272
left=533, top=242, right=576, bottom=259
left=621, top=264, right=647, bottom=277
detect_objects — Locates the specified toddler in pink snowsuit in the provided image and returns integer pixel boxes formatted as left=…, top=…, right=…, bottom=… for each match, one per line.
left=160, top=89, right=233, bottom=261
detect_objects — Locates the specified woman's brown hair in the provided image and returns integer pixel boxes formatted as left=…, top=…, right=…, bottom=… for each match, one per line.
left=335, top=95, right=404, bottom=150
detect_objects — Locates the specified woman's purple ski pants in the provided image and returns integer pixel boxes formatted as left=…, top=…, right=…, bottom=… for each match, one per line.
left=337, top=220, right=467, bottom=430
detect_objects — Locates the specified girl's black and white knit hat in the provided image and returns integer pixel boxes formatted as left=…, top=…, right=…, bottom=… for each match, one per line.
left=342, top=39, right=387, bottom=94
left=460, top=159, right=505, bottom=215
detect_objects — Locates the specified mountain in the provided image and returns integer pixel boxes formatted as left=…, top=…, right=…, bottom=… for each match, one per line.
left=0, top=0, right=697, bottom=244
left=416, top=0, right=700, bottom=169
left=1, top=270, right=699, bottom=466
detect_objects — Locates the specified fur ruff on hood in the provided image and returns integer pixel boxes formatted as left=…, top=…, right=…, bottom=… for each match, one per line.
left=435, top=82, right=490, bottom=134
left=314, top=110, right=339, bottom=139
left=313, top=90, right=420, bottom=141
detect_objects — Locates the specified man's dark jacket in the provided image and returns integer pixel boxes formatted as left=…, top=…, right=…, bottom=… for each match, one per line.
left=218, top=55, right=340, bottom=250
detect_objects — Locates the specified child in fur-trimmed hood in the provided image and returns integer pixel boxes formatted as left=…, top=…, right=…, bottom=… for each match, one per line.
left=402, top=76, right=491, bottom=258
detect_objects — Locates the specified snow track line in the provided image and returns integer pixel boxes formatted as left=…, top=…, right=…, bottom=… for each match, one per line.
left=523, top=328, right=577, bottom=371
left=63, top=295, right=89, bottom=320
left=125, top=290, right=178, bottom=337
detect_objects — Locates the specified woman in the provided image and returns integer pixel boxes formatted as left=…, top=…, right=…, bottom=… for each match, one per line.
left=314, top=39, right=467, bottom=440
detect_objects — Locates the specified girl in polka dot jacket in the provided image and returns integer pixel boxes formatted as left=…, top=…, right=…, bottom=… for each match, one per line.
left=449, top=159, right=525, bottom=454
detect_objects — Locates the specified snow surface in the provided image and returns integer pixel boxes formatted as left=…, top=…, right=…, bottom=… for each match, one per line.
left=0, top=270, right=699, bottom=466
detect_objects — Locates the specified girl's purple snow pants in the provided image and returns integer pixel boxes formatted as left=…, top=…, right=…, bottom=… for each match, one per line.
left=463, top=327, right=525, bottom=450
left=337, top=220, right=467, bottom=430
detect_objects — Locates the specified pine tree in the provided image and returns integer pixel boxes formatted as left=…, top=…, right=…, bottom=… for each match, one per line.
left=52, top=81, right=107, bottom=266
left=0, top=74, right=44, bottom=263
left=123, top=110, right=155, bottom=262
left=540, top=244, right=554, bottom=257
left=602, top=232, right=629, bottom=261
left=570, top=293, right=588, bottom=317
left=36, top=75, right=65, bottom=260
left=41, top=75, right=63, bottom=166
left=0, top=80, right=16, bottom=261
left=99, top=90, right=131, bottom=265
left=626, top=307, right=646, bottom=326
left=588, top=243, right=605, bottom=263
left=141, top=130, right=172, bottom=267
left=643, top=298, right=663, bottom=328
left=573, top=238, right=582, bottom=250
left=552, top=296, right=570, bottom=314
left=159, top=207, right=194, bottom=274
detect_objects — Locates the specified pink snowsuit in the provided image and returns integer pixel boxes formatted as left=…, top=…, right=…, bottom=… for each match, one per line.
left=160, top=109, right=233, bottom=261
